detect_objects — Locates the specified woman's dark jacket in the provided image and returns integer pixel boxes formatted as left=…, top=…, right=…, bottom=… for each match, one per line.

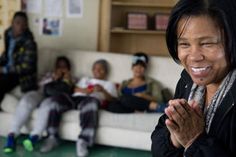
left=151, top=70, right=236, bottom=157
left=0, top=27, right=38, bottom=92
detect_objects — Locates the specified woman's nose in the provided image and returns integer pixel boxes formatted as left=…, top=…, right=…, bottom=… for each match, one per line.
left=189, top=45, right=204, bottom=61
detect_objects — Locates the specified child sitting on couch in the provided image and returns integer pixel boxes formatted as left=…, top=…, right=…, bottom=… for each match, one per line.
left=107, top=52, right=167, bottom=113
left=21, top=59, right=118, bottom=157
left=3, top=56, right=74, bottom=153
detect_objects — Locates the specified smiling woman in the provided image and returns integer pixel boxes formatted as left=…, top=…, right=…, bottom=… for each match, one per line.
left=151, top=0, right=236, bottom=157
left=177, top=15, right=229, bottom=89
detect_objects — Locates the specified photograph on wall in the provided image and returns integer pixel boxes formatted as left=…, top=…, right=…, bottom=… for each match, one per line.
left=44, top=0, right=63, bottom=17
left=26, top=0, right=42, bottom=14
left=21, top=0, right=27, bottom=11
left=66, top=0, right=83, bottom=18
left=40, top=18, right=62, bottom=36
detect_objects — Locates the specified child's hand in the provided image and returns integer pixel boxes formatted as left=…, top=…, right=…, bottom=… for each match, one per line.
left=74, top=86, right=95, bottom=95
left=94, top=84, right=104, bottom=92
left=74, top=87, right=81, bottom=93
left=53, top=69, right=63, bottom=80
left=87, top=85, right=95, bottom=93
left=134, top=92, right=145, bottom=98
left=63, top=70, right=71, bottom=81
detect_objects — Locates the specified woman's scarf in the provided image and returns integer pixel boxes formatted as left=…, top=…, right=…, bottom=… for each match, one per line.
left=188, top=70, right=236, bottom=133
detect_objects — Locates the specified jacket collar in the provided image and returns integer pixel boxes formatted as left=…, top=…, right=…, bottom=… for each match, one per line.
left=209, top=78, right=236, bottom=134
left=179, top=70, right=193, bottom=99
left=180, top=69, right=193, bottom=85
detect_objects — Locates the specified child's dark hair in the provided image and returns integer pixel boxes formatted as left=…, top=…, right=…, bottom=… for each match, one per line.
left=93, top=59, right=109, bottom=75
left=13, top=11, right=28, bottom=23
left=132, top=52, right=149, bottom=68
left=55, top=56, right=71, bottom=70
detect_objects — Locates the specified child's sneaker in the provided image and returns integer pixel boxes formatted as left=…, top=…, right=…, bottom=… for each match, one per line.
left=76, top=139, right=88, bottom=157
left=40, top=136, right=59, bottom=153
left=3, top=133, right=16, bottom=153
left=23, top=135, right=39, bottom=152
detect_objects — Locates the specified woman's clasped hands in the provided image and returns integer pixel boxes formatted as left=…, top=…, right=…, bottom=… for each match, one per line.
left=165, top=99, right=205, bottom=148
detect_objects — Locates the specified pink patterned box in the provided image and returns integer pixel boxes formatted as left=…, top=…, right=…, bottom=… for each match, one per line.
left=155, top=14, right=169, bottom=30
left=127, top=13, right=148, bottom=30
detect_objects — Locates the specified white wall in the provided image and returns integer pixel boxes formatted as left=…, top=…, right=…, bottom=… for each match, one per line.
left=28, top=0, right=100, bottom=51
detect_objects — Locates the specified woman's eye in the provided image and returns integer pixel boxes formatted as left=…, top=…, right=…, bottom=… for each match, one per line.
left=178, top=43, right=190, bottom=48
left=202, top=42, right=211, bottom=45
left=201, top=42, right=216, bottom=47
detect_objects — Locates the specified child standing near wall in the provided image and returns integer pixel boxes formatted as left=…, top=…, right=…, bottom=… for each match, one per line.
left=0, top=11, right=37, bottom=104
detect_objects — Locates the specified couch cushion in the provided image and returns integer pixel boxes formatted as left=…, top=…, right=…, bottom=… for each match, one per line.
left=10, top=86, right=24, bottom=99
left=61, top=110, right=162, bottom=132
left=0, top=86, right=24, bottom=113
left=1, top=94, right=162, bottom=132
left=99, top=110, right=162, bottom=132
left=40, top=50, right=183, bottom=93
left=1, top=94, right=18, bottom=113
left=61, top=110, right=80, bottom=122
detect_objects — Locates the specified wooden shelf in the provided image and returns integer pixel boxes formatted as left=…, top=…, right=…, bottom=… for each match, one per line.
left=112, top=1, right=173, bottom=8
left=98, top=0, right=174, bottom=56
left=111, top=27, right=166, bottom=35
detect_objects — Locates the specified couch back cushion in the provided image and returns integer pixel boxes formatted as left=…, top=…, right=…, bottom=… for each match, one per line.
left=38, top=49, right=183, bottom=93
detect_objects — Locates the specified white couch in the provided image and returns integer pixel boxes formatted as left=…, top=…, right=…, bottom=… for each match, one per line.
left=0, top=49, right=183, bottom=150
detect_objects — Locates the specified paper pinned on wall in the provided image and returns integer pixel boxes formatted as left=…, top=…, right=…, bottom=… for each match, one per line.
left=66, top=0, right=83, bottom=18
left=21, top=0, right=27, bottom=11
left=44, top=0, right=63, bottom=17
left=26, top=0, right=42, bottom=14
left=40, top=18, right=62, bottom=36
